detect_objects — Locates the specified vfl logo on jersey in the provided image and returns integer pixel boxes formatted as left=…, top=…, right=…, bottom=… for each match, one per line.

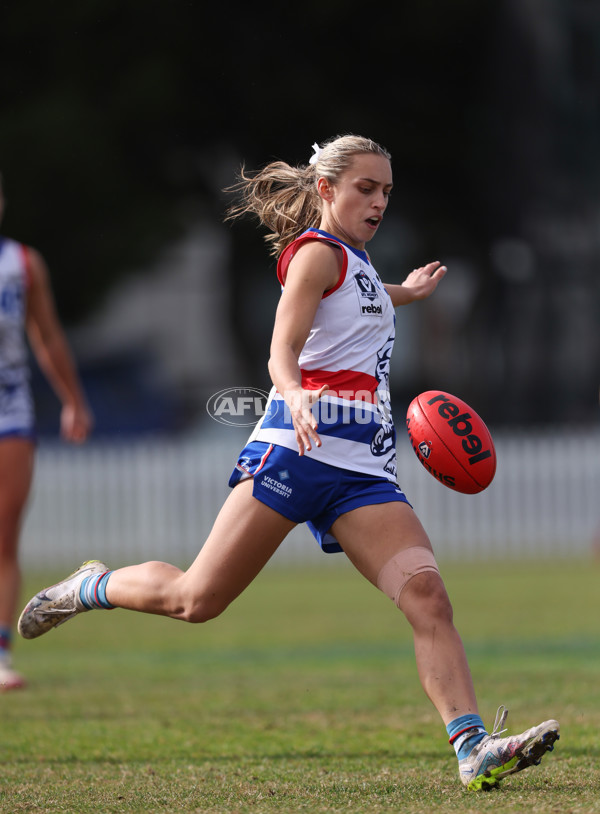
left=354, top=270, right=383, bottom=318
left=354, top=271, right=378, bottom=300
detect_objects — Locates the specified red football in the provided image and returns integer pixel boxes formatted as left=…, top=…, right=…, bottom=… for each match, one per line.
left=406, top=391, right=496, bottom=494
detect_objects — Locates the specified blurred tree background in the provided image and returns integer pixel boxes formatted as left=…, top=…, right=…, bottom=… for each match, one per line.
left=1, top=0, right=598, bottom=434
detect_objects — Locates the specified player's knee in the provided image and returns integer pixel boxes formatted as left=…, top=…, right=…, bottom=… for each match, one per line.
left=403, top=571, right=454, bottom=623
left=400, top=574, right=456, bottom=635
left=376, top=546, right=442, bottom=610
left=178, top=594, right=229, bottom=624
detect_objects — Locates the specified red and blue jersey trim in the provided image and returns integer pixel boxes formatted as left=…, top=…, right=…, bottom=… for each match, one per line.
left=300, top=368, right=379, bottom=403
left=277, top=230, right=348, bottom=298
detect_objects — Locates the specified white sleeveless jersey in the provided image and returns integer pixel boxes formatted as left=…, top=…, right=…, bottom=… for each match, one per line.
left=249, top=229, right=398, bottom=482
left=0, top=237, right=30, bottom=384
left=0, top=237, right=35, bottom=437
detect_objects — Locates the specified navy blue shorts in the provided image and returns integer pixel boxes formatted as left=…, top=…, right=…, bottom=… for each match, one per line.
left=229, top=441, right=410, bottom=553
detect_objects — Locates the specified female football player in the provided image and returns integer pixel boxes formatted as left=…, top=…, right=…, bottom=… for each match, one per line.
left=18, top=136, right=558, bottom=789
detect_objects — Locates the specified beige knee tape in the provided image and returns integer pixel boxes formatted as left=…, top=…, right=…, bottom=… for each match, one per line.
left=376, top=546, right=440, bottom=607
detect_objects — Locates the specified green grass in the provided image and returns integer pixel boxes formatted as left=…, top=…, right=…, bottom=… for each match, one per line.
left=2, top=558, right=599, bottom=813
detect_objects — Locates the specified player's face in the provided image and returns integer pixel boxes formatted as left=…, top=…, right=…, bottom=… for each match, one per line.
left=318, top=153, right=393, bottom=250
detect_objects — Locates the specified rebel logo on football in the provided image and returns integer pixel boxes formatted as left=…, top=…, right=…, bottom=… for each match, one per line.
left=426, top=394, right=492, bottom=465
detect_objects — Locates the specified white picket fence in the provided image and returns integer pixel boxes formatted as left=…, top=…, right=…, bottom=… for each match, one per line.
left=21, top=426, right=600, bottom=568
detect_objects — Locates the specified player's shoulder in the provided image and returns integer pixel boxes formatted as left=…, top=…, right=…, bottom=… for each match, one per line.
left=279, top=231, right=343, bottom=289
left=20, top=245, right=49, bottom=290
left=286, top=238, right=342, bottom=290
left=292, top=235, right=342, bottom=262
left=0, top=237, right=40, bottom=276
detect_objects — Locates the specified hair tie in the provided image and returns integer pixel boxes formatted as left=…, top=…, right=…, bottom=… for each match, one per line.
left=308, top=142, right=322, bottom=165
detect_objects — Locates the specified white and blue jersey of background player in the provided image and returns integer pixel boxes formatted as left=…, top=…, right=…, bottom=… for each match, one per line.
left=0, top=237, right=35, bottom=439
left=230, top=229, right=410, bottom=553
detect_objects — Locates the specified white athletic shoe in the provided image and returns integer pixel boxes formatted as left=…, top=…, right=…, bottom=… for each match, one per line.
left=0, top=651, right=26, bottom=690
left=18, top=560, right=109, bottom=640
left=459, top=706, right=560, bottom=791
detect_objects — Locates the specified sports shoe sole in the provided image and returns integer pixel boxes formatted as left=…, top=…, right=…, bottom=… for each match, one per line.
left=17, top=560, right=108, bottom=640
left=467, top=725, right=560, bottom=791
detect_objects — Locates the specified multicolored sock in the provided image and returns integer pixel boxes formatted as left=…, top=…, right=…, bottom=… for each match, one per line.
left=447, top=713, right=488, bottom=759
left=79, top=571, right=115, bottom=610
left=0, top=625, right=12, bottom=653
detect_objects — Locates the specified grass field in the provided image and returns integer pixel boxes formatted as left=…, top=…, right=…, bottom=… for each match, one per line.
left=2, top=558, right=599, bottom=813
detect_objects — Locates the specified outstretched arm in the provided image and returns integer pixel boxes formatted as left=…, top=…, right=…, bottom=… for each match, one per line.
left=384, top=261, right=447, bottom=307
left=25, top=248, right=93, bottom=443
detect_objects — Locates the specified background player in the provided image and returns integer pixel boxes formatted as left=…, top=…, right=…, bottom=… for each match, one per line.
left=0, top=173, right=93, bottom=689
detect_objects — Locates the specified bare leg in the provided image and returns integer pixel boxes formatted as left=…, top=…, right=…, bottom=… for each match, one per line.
left=105, top=479, right=296, bottom=621
left=0, top=439, right=34, bottom=629
left=331, top=501, right=478, bottom=725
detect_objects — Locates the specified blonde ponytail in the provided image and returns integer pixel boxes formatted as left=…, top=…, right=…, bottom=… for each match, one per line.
left=225, top=135, right=391, bottom=257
